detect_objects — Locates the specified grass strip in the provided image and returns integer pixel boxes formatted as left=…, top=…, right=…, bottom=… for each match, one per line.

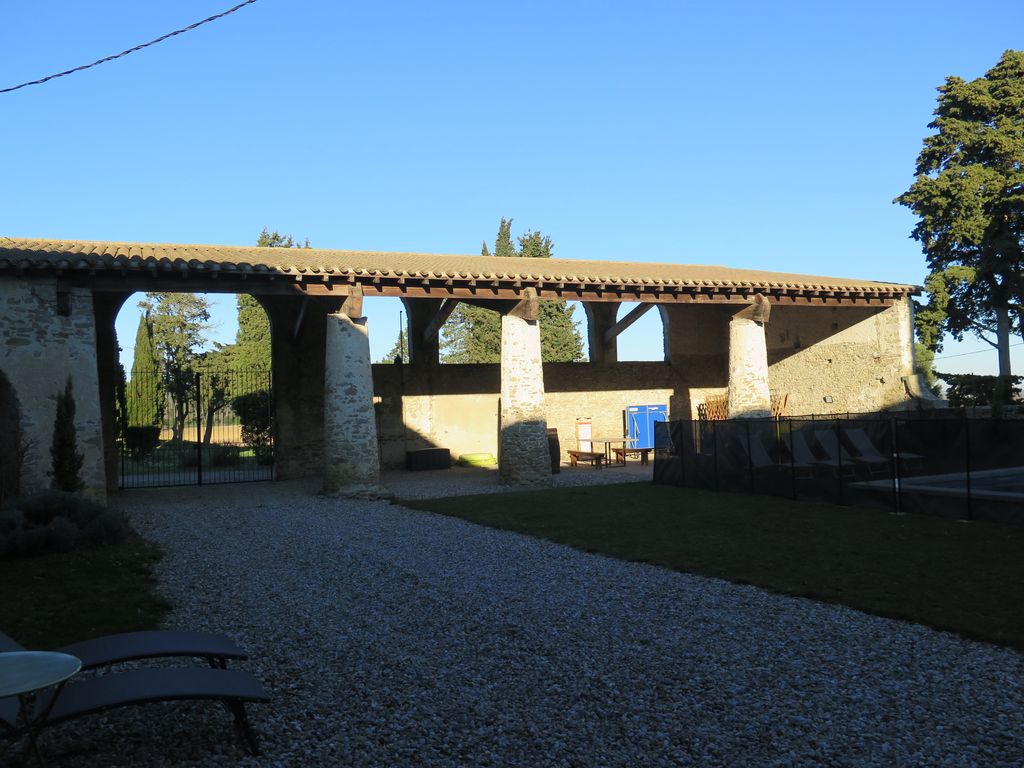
left=0, top=533, right=171, bottom=649
left=405, top=483, right=1024, bottom=651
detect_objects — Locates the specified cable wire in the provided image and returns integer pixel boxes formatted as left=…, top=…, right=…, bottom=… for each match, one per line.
left=0, top=0, right=259, bottom=94
left=933, top=340, right=1024, bottom=361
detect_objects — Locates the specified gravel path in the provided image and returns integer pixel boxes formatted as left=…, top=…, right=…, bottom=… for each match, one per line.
left=35, top=470, right=1024, bottom=767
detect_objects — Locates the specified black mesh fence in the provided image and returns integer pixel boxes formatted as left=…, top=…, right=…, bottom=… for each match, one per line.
left=652, top=415, right=1024, bottom=524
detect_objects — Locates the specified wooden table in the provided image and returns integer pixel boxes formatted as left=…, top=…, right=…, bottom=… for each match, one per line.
left=592, top=438, right=638, bottom=465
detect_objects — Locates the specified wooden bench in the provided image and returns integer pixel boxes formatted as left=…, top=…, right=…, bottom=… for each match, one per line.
left=567, top=449, right=604, bottom=469
left=613, top=447, right=651, bottom=466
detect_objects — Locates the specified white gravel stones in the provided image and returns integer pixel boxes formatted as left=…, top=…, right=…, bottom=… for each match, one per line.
left=33, top=469, right=1024, bottom=767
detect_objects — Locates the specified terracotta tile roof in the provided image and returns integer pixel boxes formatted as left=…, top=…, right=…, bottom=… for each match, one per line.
left=0, top=237, right=919, bottom=296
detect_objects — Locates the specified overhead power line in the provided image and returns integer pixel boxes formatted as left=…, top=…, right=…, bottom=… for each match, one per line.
left=933, top=340, right=1024, bottom=361
left=0, top=0, right=259, bottom=94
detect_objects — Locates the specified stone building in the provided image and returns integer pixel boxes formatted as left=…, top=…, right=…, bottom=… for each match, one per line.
left=0, top=238, right=928, bottom=502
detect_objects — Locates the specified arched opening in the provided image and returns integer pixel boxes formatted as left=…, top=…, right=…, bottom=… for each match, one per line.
left=613, top=302, right=669, bottom=362
left=113, top=291, right=274, bottom=487
left=0, top=368, right=24, bottom=504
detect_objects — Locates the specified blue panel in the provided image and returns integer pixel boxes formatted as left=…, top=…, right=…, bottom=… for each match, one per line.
left=627, top=404, right=668, bottom=450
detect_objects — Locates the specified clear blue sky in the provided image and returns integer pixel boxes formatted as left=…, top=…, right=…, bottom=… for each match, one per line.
left=3, top=1, right=1022, bottom=374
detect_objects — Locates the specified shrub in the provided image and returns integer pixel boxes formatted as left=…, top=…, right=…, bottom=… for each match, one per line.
left=0, top=491, right=129, bottom=559
left=232, top=391, right=274, bottom=465
left=124, top=426, right=162, bottom=460
left=51, top=378, right=84, bottom=492
left=209, top=445, right=241, bottom=467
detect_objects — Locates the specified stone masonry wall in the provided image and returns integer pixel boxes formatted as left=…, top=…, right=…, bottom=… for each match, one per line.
left=766, top=300, right=916, bottom=415
left=0, top=278, right=106, bottom=500
left=666, top=299, right=917, bottom=417
left=371, top=362, right=679, bottom=468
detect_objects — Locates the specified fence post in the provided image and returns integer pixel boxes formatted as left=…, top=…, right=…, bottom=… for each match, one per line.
left=712, top=420, right=720, bottom=492
left=787, top=421, right=798, bottom=500
left=678, top=421, right=686, bottom=487
left=890, top=416, right=901, bottom=514
left=835, top=419, right=844, bottom=506
left=195, top=371, right=203, bottom=487
left=964, top=415, right=973, bottom=522
left=746, top=420, right=754, bottom=493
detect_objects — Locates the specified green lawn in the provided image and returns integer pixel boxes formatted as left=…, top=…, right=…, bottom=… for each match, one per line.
left=0, top=533, right=170, bottom=649
left=406, top=483, right=1024, bottom=651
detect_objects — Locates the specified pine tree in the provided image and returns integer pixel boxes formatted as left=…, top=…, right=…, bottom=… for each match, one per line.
left=126, top=312, right=163, bottom=427
left=378, top=328, right=409, bottom=363
left=51, top=377, right=83, bottom=492
left=896, top=50, right=1024, bottom=405
left=140, top=293, right=211, bottom=441
left=440, top=219, right=585, bottom=363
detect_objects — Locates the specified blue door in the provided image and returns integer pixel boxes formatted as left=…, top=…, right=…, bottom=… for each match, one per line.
left=627, top=404, right=668, bottom=450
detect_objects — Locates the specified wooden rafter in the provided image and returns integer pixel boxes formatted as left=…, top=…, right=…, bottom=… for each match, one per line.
left=603, top=303, right=654, bottom=342
left=422, top=299, right=461, bottom=344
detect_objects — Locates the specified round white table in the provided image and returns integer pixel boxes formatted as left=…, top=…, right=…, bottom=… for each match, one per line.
left=0, top=651, right=81, bottom=767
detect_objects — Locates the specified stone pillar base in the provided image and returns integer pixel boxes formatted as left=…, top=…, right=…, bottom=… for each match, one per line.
left=499, top=309, right=552, bottom=487
left=727, top=316, right=771, bottom=418
left=322, top=310, right=387, bottom=496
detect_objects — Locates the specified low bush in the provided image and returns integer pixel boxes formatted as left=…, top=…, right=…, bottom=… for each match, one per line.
left=209, top=444, right=241, bottom=467
left=124, top=426, right=161, bottom=460
left=232, top=391, right=274, bottom=465
left=0, top=491, right=129, bottom=559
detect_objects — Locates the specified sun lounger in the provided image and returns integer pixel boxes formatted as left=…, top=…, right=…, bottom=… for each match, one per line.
left=749, top=435, right=814, bottom=477
left=0, top=629, right=246, bottom=670
left=845, top=427, right=923, bottom=471
left=811, top=430, right=884, bottom=479
left=2, top=666, right=269, bottom=754
left=1, top=629, right=266, bottom=755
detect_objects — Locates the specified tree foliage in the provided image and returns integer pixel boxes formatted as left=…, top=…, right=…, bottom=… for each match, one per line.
left=126, top=312, right=164, bottom=428
left=50, top=378, right=83, bottom=492
left=897, top=50, right=1024, bottom=399
left=139, top=293, right=211, bottom=441
left=441, top=218, right=585, bottom=363
left=935, top=372, right=1022, bottom=406
left=378, top=328, right=409, bottom=363
left=234, top=295, right=271, bottom=373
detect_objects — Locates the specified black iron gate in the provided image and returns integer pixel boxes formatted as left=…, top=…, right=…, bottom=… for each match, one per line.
left=118, top=366, right=274, bottom=488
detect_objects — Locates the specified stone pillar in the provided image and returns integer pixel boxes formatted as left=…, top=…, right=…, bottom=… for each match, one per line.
left=93, top=291, right=131, bottom=494
left=582, top=301, right=620, bottom=363
left=499, top=290, right=552, bottom=486
left=323, top=292, right=390, bottom=498
left=727, top=295, right=772, bottom=419
left=263, top=296, right=341, bottom=480
left=402, top=297, right=443, bottom=366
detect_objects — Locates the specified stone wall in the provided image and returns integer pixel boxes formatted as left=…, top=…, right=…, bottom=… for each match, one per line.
left=371, top=362, right=679, bottom=468
left=0, top=278, right=106, bottom=500
left=766, top=299, right=916, bottom=415
left=665, top=299, right=917, bottom=418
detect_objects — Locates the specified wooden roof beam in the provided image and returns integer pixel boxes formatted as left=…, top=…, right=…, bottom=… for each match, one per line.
left=603, top=303, right=654, bottom=342
left=422, top=299, right=461, bottom=345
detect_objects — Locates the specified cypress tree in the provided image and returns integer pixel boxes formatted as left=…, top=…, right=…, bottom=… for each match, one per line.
left=127, top=312, right=163, bottom=427
left=51, top=377, right=84, bottom=492
left=234, top=294, right=271, bottom=373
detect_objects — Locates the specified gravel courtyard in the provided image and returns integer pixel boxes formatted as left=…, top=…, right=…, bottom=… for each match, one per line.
left=40, top=469, right=1024, bottom=767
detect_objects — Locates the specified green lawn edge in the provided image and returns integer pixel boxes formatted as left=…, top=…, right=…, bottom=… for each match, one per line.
left=404, top=483, right=1024, bottom=652
left=0, top=532, right=171, bottom=649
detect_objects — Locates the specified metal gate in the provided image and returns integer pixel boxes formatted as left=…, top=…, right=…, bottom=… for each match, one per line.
left=118, top=366, right=274, bottom=488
